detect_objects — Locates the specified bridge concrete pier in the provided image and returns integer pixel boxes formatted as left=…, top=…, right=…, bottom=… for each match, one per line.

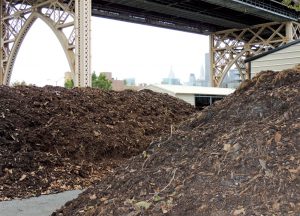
left=0, top=0, right=91, bottom=87
left=210, top=21, right=300, bottom=87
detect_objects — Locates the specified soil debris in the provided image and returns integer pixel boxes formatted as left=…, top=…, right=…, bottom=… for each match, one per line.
left=0, top=86, right=196, bottom=200
left=53, top=70, right=300, bottom=215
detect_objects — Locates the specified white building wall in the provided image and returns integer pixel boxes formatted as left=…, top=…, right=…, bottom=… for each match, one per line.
left=143, top=84, right=234, bottom=107
left=144, top=86, right=194, bottom=106
left=143, top=85, right=176, bottom=96
left=176, top=94, right=195, bottom=106
left=251, top=42, right=300, bottom=75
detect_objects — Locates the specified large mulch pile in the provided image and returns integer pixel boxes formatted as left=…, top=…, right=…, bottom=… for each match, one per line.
left=54, top=70, right=300, bottom=216
left=0, top=86, right=196, bottom=200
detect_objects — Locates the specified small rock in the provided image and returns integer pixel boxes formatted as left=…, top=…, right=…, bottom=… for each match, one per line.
left=89, top=194, right=97, bottom=200
left=233, top=143, right=241, bottom=152
left=259, top=159, right=267, bottom=170
left=274, top=132, right=282, bottom=143
left=233, top=207, right=245, bottom=215
left=19, top=174, right=27, bottom=181
left=224, top=144, right=232, bottom=152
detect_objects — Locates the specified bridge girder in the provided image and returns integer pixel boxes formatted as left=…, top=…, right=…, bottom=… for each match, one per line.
left=1, top=1, right=300, bottom=88
left=0, top=0, right=91, bottom=87
left=210, top=21, right=300, bottom=87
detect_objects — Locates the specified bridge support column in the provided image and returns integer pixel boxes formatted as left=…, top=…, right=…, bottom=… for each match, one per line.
left=75, top=0, right=91, bottom=87
left=0, top=0, right=91, bottom=87
left=210, top=22, right=300, bottom=87
left=0, top=0, right=4, bottom=84
left=209, top=34, right=214, bottom=88
left=286, top=22, right=294, bottom=42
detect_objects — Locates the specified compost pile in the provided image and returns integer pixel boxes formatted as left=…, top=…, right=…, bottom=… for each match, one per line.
left=54, top=70, right=300, bottom=216
left=0, top=86, right=196, bottom=200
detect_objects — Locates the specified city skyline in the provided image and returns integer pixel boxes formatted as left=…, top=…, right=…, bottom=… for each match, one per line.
left=93, top=61, right=211, bottom=87
left=10, top=16, right=209, bottom=87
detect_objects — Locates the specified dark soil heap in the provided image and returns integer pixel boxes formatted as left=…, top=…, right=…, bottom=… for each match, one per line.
left=0, top=86, right=196, bottom=200
left=54, top=70, right=300, bottom=216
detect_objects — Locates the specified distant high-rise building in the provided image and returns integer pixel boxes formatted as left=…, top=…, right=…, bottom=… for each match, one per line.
left=100, top=72, right=125, bottom=90
left=161, top=66, right=181, bottom=85
left=204, top=53, right=211, bottom=87
left=168, top=65, right=175, bottom=79
left=161, top=78, right=181, bottom=85
left=98, top=72, right=140, bottom=91
left=199, top=65, right=205, bottom=80
left=195, top=65, right=208, bottom=87
left=124, top=78, right=136, bottom=86
left=222, top=68, right=241, bottom=88
left=188, top=73, right=196, bottom=86
left=100, top=72, right=113, bottom=81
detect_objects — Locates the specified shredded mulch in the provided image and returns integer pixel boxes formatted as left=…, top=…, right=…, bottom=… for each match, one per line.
left=0, top=86, right=196, bottom=200
left=53, top=70, right=300, bottom=216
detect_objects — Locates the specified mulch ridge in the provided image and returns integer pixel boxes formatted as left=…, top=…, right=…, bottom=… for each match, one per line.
left=53, top=69, right=300, bottom=216
left=0, top=87, right=196, bottom=200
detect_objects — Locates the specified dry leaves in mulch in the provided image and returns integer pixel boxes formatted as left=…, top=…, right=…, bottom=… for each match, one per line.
left=0, top=87, right=196, bottom=200
left=53, top=69, right=300, bottom=216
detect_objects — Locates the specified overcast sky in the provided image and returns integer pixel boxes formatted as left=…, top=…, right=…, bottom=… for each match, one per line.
left=11, top=17, right=209, bottom=87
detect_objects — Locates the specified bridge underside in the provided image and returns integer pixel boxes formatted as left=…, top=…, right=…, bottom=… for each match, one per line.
left=1, top=0, right=299, bottom=87
left=211, top=21, right=300, bottom=86
left=91, top=0, right=298, bottom=34
left=0, top=0, right=91, bottom=87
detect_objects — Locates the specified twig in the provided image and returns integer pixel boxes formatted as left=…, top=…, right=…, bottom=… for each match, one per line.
left=159, top=168, right=177, bottom=194
left=146, top=139, right=158, bottom=151
left=239, top=174, right=262, bottom=195
left=142, top=153, right=156, bottom=170
left=54, top=147, right=61, bottom=157
left=159, top=125, right=174, bottom=146
left=142, top=125, right=174, bottom=170
left=239, top=185, right=251, bottom=195
left=147, top=168, right=177, bottom=202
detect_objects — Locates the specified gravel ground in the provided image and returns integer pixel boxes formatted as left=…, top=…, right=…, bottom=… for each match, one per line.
left=0, top=190, right=82, bottom=216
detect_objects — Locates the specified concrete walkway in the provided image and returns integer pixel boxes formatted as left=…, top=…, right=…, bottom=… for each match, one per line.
left=0, top=190, right=82, bottom=216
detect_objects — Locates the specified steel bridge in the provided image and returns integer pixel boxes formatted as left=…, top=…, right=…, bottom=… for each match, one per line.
left=1, top=0, right=300, bottom=87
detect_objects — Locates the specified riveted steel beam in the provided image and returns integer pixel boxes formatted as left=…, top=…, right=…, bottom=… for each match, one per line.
left=97, top=0, right=248, bottom=29
left=201, top=0, right=298, bottom=21
left=0, top=0, right=91, bottom=87
left=210, top=21, right=300, bottom=87
left=0, top=0, right=4, bottom=84
left=75, top=0, right=91, bottom=87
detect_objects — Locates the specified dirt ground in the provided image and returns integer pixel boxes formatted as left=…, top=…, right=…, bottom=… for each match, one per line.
left=0, top=87, right=196, bottom=200
left=53, top=70, right=300, bottom=216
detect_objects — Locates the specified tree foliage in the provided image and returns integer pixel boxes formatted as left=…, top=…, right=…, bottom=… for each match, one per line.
left=282, top=0, right=300, bottom=11
left=63, top=73, right=112, bottom=90
left=64, top=79, right=74, bottom=89
left=11, top=81, right=28, bottom=86
left=92, top=72, right=112, bottom=90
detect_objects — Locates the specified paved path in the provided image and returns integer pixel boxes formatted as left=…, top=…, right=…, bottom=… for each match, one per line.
left=0, top=190, right=82, bottom=216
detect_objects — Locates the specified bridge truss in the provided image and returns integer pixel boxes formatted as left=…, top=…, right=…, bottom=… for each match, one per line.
left=0, top=0, right=91, bottom=87
left=1, top=0, right=300, bottom=87
left=211, top=21, right=300, bottom=87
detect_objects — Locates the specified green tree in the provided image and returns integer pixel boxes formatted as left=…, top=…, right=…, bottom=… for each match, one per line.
left=92, top=71, right=98, bottom=88
left=11, top=81, right=27, bottom=86
left=282, top=0, right=300, bottom=11
left=92, top=72, right=112, bottom=90
left=63, top=72, right=112, bottom=90
left=64, top=79, right=74, bottom=89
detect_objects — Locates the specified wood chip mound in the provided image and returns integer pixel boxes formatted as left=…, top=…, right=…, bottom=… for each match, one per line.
left=53, top=69, right=300, bottom=215
left=0, top=87, right=196, bottom=200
